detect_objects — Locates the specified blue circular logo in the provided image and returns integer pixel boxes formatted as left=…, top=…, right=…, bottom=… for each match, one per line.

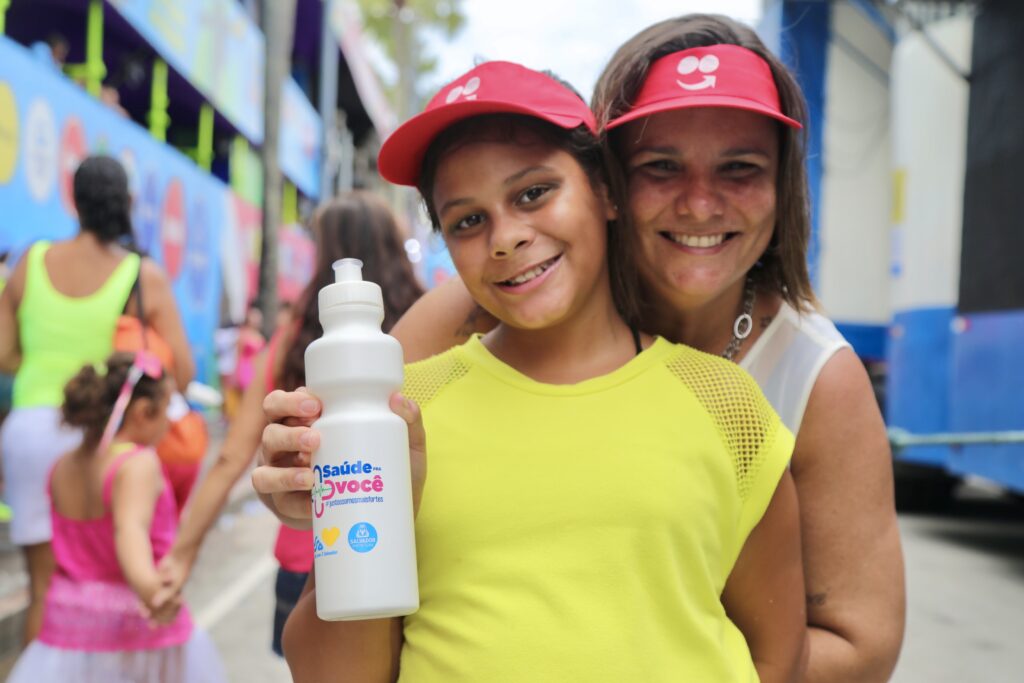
left=348, top=523, right=378, bottom=553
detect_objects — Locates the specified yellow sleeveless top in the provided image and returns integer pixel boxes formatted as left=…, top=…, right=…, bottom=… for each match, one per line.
left=398, top=335, right=794, bottom=682
left=13, top=242, right=140, bottom=409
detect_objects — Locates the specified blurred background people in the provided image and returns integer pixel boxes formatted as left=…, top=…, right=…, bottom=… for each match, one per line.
left=157, top=191, right=423, bottom=657
left=0, top=155, right=194, bottom=643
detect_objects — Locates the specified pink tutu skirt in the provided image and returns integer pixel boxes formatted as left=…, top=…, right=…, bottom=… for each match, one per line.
left=7, top=634, right=224, bottom=683
left=8, top=575, right=226, bottom=682
left=7, top=631, right=225, bottom=683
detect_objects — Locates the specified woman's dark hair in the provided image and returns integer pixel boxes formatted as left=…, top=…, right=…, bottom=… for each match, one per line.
left=592, top=14, right=814, bottom=310
left=415, top=112, right=640, bottom=325
left=72, top=155, right=134, bottom=245
left=279, top=192, right=426, bottom=391
left=63, top=352, right=167, bottom=447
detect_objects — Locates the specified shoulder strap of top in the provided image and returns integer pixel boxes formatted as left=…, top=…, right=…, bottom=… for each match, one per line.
left=21, top=241, right=52, bottom=302
left=101, top=443, right=151, bottom=507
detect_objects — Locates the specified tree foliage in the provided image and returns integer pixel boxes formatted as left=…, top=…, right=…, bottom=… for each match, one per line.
left=355, top=0, right=466, bottom=86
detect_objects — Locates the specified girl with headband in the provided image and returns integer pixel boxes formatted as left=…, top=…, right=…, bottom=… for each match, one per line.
left=7, top=351, right=224, bottom=682
left=259, top=14, right=904, bottom=683
left=266, top=61, right=805, bottom=682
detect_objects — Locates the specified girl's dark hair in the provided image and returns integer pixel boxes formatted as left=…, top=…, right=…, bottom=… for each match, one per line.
left=592, top=13, right=814, bottom=310
left=279, top=192, right=426, bottom=391
left=415, top=113, right=639, bottom=325
left=62, top=352, right=167, bottom=446
left=72, top=155, right=135, bottom=245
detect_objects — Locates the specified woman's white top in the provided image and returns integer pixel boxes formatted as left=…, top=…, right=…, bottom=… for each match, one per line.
left=740, top=301, right=851, bottom=435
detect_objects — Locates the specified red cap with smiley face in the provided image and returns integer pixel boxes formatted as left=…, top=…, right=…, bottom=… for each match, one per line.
left=378, top=61, right=597, bottom=186
left=605, top=44, right=802, bottom=131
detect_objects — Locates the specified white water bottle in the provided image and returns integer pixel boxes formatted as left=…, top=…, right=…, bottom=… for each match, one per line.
left=304, top=258, right=419, bottom=621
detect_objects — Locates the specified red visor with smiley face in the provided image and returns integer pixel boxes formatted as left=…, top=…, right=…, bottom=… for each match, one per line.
left=606, top=44, right=802, bottom=131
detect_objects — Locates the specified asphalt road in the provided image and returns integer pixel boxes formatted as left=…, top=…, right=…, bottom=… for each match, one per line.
left=188, top=483, right=1024, bottom=682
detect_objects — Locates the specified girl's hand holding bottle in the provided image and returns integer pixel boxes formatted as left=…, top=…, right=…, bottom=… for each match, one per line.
left=252, top=389, right=427, bottom=525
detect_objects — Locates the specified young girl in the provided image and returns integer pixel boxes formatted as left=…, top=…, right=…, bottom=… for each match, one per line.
left=264, top=62, right=805, bottom=683
left=8, top=351, right=224, bottom=682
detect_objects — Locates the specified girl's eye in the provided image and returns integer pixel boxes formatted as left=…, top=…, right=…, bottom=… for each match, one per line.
left=449, top=213, right=484, bottom=234
left=517, top=185, right=551, bottom=206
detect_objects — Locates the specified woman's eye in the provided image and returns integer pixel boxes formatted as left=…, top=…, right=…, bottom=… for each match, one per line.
left=633, top=159, right=678, bottom=175
left=449, top=213, right=484, bottom=234
left=517, top=185, right=551, bottom=205
left=721, top=161, right=761, bottom=177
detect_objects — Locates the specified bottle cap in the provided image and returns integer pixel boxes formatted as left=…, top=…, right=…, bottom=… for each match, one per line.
left=319, top=258, right=384, bottom=310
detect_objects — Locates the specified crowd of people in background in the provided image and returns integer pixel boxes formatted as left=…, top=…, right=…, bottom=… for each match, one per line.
left=0, top=11, right=907, bottom=683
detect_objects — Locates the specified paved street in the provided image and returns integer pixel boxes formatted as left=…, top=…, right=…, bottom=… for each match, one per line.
left=891, top=482, right=1024, bottom=682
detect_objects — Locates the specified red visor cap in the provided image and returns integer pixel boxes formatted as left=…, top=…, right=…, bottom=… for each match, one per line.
left=605, top=44, right=802, bottom=131
left=378, top=61, right=597, bottom=186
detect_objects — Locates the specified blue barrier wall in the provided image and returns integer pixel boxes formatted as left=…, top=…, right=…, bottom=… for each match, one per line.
left=0, top=36, right=224, bottom=383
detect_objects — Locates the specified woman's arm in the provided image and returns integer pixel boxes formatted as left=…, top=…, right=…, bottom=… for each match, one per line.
left=159, top=348, right=274, bottom=593
left=0, top=252, right=27, bottom=373
left=722, top=469, right=806, bottom=683
left=793, top=348, right=905, bottom=683
left=139, top=258, right=195, bottom=391
left=390, top=275, right=496, bottom=362
left=113, top=450, right=180, bottom=623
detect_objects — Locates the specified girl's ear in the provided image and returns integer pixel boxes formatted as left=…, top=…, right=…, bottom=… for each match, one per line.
left=124, top=397, right=158, bottom=425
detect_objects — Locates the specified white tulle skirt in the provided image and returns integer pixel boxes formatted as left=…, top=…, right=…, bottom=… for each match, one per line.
left=7, top=629, right=226, bottom=683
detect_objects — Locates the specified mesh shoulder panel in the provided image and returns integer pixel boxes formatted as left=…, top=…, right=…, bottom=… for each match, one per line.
left=664, top=346, right=781, bottom=500
left=402, top=351, right=472, bottom=408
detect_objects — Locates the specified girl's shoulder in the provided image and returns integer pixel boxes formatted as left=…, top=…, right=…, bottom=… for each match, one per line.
left=105, top=445, right=162, bottom=493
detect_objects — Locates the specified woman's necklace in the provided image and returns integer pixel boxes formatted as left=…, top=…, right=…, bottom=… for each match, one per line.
left=721, top=277, right=756, bottom=362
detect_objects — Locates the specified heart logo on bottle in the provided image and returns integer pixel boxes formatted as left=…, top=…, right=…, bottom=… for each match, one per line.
left=321, top=527, right=341, bottom=547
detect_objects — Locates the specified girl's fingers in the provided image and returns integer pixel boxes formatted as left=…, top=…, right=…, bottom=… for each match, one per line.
left=273, top=491, right=315, bottom=522
left=390, top=392, right=426, bottom=457
left=263, top=388, right=322, bottom=424
left=251, top=465, right=314, bottom=496
left=262, top=423, right=319, bottom=463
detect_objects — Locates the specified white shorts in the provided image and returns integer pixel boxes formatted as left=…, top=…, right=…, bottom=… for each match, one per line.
left=0, top=406, right=82, bottom=545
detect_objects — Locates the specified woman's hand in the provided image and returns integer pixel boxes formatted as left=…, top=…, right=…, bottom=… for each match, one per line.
left=252, top=388, right=427, bottom=524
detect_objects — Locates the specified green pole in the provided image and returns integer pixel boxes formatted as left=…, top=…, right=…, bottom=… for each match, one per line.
left=84, top=0, right=107, bottom=97
left=196, top=104, right=214, bottom=171
left=230, top=135, right=247, bottom=195
left=0, top=0, right=10, bottom=35
left=282, top=182, right=298, bottom=224
left=148, top=58, right=170, bottom=141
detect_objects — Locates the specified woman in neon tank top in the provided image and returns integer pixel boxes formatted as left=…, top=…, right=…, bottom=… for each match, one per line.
left=0, top=155, right=195, bottom=643
left=261, top=62, right=805, bottom=682
left=257, top=15, right=904, bottom=682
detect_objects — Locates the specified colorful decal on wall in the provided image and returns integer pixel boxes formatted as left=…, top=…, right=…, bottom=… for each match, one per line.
left=0, top=82, right=19, bottom=184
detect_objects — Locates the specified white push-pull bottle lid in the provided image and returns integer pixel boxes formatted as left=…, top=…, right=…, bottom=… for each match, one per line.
left=333, top=258, right=363, bottom=283
left=320, top=258, right=383, bottom=310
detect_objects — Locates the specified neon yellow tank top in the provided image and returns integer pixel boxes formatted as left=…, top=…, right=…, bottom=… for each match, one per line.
left=12, top=242, right=141, bottom=409
left=397, top=336, right=794, bottom=682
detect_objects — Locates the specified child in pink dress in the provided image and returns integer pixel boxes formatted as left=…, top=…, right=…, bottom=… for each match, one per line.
left=8, top=351, right=224, bottom=682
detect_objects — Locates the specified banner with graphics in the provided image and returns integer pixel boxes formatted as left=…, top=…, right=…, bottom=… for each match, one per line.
left=106, top=0, right=322, bottom=198
left=0, top=35, right=224, bottom=382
